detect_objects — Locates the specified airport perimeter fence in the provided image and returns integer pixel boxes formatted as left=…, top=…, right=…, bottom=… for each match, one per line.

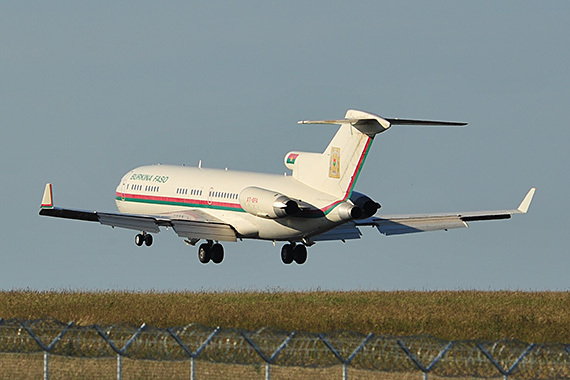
left=1, top=319, right=570, bottom=380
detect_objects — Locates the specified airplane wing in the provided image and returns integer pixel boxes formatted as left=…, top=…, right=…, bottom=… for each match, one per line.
left=354, top=188, right=536, bottom=235
left=39, top=184, right=238, bottom=242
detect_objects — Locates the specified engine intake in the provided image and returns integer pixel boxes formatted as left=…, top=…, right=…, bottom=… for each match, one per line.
left=239, top=187, right=300, bottom=219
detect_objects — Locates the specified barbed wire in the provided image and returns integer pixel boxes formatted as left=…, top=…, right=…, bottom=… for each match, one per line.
left=1, top=318, right=570, bottom=379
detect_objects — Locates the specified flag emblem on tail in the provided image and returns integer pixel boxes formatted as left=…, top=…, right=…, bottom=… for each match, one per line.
left=329, top=147, right=341, bottom=178
left=286, top=153, right=299, bottom=164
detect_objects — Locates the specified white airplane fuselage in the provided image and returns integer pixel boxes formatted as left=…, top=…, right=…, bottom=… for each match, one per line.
left=115, top=164, right=348, bottom=242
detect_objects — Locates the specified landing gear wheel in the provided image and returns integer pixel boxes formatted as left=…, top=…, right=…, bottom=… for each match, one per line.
left=293, top=244, right=307, bottom=264
left=211, top=243, right=224, bottom=264
left=281, top=244, right=294, bottom=264
left=144, top=234, right=153, bottom=247
left=198, top=243, right=211, bottom=264
left=135, top=234, right=144, bottom=246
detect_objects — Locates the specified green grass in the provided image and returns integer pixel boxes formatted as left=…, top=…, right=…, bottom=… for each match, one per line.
left=1, top=290, right=570, bottom=343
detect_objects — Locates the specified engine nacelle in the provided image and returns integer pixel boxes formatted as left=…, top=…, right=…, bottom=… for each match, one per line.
left=335, top=201, right=363, bottom=221
left=239, top=186, right=300, bottom=219
left=350, top=191, right=381, bottom=219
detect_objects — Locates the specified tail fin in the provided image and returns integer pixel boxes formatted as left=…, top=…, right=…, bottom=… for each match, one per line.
left=285, top=110, right=386, bottom=198
left=286, top=109, right=466, bottom=199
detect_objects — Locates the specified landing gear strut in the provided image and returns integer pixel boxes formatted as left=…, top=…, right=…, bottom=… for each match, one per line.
left=198, top=241, right=224, bottom=264
left=281, top=243, right=308, bottom=265
left=135, top=233, right=153, bottom=247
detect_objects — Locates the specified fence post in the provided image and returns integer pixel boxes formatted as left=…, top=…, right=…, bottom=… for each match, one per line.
left=318, top=333, right=374, bottom=380
left=117, top=354, right=122, bottom=380
left=167, top=326, right=220, bottom=380
left=241, top=331, right=296, bottom=380
left=44, top=351, right=49, bottom=380
left=94, top=323, right=146, bottom=380
left=20, top=321, right=74, bottom=380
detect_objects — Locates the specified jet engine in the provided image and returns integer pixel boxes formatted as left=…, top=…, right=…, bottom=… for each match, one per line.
left=335, top=201, right=363, bottom=221
left=239, top=187, right=300, bottom=219
left=350, top=191, right=381, bottom=219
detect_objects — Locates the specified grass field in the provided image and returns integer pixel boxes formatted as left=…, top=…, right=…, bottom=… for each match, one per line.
left=1, top=290, right=570, bottom=343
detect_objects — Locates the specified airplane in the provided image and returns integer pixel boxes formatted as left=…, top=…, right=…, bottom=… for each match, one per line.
left=39, top=109, right=535, bottom=265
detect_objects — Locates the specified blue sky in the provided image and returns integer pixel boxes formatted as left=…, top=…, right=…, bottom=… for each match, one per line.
left=1, top=2, right=567, bottom=291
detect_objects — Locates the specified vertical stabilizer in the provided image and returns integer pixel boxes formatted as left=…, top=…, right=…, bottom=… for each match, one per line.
left=286, top=110, right=389, bottom=198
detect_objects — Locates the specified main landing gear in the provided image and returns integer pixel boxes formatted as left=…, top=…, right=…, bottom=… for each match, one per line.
left=134, top=234, right=305, bottom=266
left=198, top=240, right=224, bottom=264
left=281, top=243, right=307, bottom=265
left=135, top=233, right=153, bottom=247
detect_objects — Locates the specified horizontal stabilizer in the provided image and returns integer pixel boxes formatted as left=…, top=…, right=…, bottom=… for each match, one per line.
left=298, top=117, right=466, bottom=127
left=298, top=110, right=466, bottom=138
left=384, top=118, right=467, bottom=126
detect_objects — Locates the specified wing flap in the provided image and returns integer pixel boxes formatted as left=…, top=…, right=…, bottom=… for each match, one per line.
left=98, top=213, right=160, bottom=233
left=310, top=223, right=362, bottom=242
left=374, top=217, right=467, bottom=236
left=171, top=220, right=237, bottom=242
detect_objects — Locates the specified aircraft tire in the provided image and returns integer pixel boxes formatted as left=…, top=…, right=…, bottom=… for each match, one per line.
left=281, top=244, right=294, bottom=264
left=135, top=234, right=144, bottom=246
left=144, top=234, right=153, bottom=247
left=211, top=243, right=224, bottom=264
left=293, top=244, right=307, bottom=264
left=198, top=243, right=211, bottom=264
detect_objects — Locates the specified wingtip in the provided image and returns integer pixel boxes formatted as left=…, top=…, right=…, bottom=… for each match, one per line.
left=517, top=188, right=536, bottom=213
left=41, top=183, right=54, bottom=209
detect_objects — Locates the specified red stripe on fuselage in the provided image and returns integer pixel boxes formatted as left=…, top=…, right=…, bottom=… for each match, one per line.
left=116, top=192, right=242, bottom=210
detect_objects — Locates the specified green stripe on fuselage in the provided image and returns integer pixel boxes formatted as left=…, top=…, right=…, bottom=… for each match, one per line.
left=116, top=196, right=246, bottom=213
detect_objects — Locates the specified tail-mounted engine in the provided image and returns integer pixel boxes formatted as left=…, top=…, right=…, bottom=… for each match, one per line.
left=239, top=187, right=300, bottom=219
left=335, top=201, right=363, bottom=221
left=350, top=191, right=381, bottom=219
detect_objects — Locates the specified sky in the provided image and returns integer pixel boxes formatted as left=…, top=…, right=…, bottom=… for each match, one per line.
left=1, top=2, right=568, bottom=291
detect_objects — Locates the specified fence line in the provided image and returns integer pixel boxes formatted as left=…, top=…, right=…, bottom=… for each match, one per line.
left=1, top=318, right=570, bottom=380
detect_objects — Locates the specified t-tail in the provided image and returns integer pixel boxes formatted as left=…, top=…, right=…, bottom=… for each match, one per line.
left=286, top=109, right=466, bottom=199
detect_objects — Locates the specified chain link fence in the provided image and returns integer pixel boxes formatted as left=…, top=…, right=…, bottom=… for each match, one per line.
left=1, top=318, right=570, bottom=380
